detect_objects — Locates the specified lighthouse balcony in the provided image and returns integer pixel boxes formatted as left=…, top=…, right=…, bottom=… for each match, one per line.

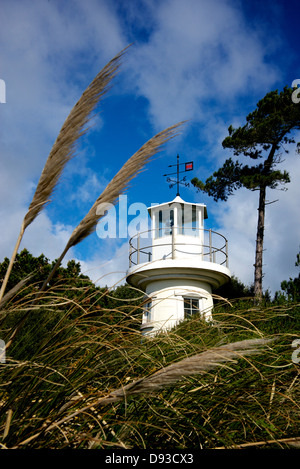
left=129, top=226, right=229, bottom=268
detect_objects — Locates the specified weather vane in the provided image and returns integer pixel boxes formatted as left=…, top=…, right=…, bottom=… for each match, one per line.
left=163, top=154, right=194, bottom=196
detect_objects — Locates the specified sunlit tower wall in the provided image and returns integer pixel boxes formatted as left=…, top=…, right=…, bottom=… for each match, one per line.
left=126, top=195, right=231, bottom=336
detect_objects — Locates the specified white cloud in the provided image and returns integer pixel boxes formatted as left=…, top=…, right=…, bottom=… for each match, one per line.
left=78, top=240, right=129, bottom=288
left=0, top=0, right=124, bottom=163
left=125, top=0, right=280, bottom=129
left=263, top=156, right=300, bottom=292
left=19, top=212, right=75, bottom=263
left=212, top=188, right=258, bottom=287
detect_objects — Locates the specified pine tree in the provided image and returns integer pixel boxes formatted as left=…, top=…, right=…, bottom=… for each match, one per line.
left=192, top=86, right=300, bottom=298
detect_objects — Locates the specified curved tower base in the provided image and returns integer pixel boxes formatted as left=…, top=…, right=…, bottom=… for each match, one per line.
left=127, top=259, right=231, bottom=336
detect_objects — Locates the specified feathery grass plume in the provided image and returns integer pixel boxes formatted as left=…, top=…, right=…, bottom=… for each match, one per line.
left=2, top=297, right=298, bottom=449
left=0, top=273, right=34, bottom=309
left=12, top=336, right=276, bottom=447
left=41, top=121, right=185, bottom=289
left=24, top=336, right=274, bottom=442
left=98, top=337, right=275, bottom=402
left=0, top=47, right=128, bottom=304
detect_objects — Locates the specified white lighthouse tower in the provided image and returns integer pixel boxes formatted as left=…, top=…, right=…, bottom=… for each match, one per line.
left=126, top=158, right=231, bottom=336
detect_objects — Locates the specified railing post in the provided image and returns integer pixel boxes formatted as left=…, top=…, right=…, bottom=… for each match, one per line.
left=137, top=234, right=140, bottom=264
left=129, top=243, right=132, bottom=267
left=226, top=239, right=228, bottom=267
left=209, top=229, right=212, bottom=262
left=172, top=225, right=175, bottom=259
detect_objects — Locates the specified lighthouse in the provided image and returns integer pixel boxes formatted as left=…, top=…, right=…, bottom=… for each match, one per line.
left=126, top=157, right=231, bottom=336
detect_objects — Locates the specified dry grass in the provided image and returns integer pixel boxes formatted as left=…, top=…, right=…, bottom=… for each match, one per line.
left=66, top=122, right=184, bottom=249
left=0, top=288, right=299, bottom=449
left=0, top=47, right=128, bottom=304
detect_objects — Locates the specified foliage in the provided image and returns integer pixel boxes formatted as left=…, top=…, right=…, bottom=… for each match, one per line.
left=193, top=86, right=300, bottom=198
left=275, top=251, right=300, bottom=303
left=192, top=86, right=300, bottom=298
left=192, top=86, right=300, bottom=201
left=0, top=274, right=299, bottom=449
left=214, top=275, right=254, bottom=300
left=0, top=80, right=299, bottom=449
left=0, top=249, right=143, bottom=360
left=0, top=248, right=90, bottom=292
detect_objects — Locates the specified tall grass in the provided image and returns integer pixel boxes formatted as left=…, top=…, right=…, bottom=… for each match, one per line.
left=0, top=285, right=299, bottom=449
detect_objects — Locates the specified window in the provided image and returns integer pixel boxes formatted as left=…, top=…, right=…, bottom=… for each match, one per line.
left=178, top=204, right=198, bottom=236
left=158, top=210, right=162, bottom=237
left=155, top=209, right=174, bottom=238
left=183, top=297, right=199, bottom=318
left=164, top=209, right=174, bottom=236
left=144, top=301, right=152, bottom=323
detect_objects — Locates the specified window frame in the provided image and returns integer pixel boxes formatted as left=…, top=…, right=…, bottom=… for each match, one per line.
left=155, top=209, right=174, bottom=238
left=183, top=296, right=200, bottom=318
left=143, top=301, right=152, bottom=323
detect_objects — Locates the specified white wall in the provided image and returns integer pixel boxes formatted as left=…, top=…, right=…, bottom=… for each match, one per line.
left=141, top=278, right=214, bottom=335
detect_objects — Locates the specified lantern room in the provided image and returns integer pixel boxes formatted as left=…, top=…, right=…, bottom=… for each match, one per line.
left=149, top=195, right=207, bottom=261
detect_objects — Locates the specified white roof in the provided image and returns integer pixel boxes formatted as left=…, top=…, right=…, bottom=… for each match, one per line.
left=147, top=196, right=208, bottom=218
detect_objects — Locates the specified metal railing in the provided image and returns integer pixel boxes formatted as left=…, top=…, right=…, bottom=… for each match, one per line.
left=129, top=227, right=229, bottom=268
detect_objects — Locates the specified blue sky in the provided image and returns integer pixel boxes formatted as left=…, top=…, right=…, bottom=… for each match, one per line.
left=1, top=0, right=300, bottom=294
